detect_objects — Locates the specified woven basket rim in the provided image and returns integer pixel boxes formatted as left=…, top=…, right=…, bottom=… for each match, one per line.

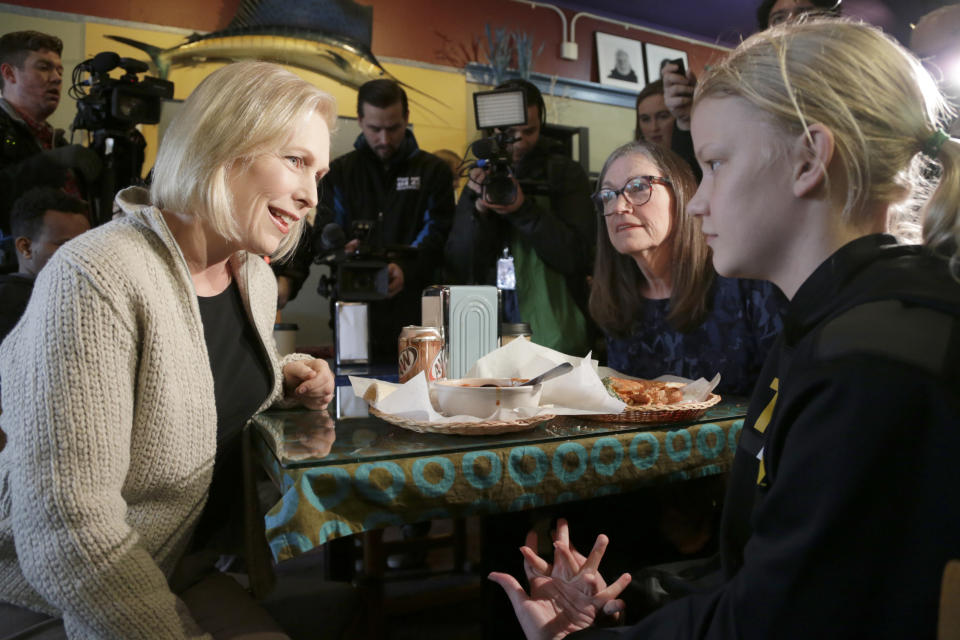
left=369, top=406, right=555, bottom=435
left=585, top=393, right=722, bottom=423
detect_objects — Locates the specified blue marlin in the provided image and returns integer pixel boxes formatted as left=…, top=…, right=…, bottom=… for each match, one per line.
left=106, top=0, right=428, bottom=98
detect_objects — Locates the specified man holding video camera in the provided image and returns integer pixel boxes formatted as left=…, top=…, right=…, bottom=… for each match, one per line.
left=276, top=78, right=454, bottom=361
left=445, top=79, right=595, bottom=357
left=0, top=30, right=99, bottom=269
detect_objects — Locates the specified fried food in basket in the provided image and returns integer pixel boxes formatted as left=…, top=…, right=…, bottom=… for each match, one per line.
left=602, top=376, right=684, bottom=406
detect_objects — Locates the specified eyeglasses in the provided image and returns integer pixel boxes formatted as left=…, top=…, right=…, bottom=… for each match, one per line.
left=592, top=175, right=671, bottom=216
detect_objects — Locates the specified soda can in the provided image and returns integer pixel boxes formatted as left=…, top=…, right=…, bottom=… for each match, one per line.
left=398, top=325, right=446, bottom=383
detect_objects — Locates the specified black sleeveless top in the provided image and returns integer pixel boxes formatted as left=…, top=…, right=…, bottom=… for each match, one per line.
left=192, top=280, right=272, bottom=550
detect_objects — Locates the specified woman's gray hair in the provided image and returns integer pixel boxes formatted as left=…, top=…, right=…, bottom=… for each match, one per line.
left=151, top=61, right=337, bottom=261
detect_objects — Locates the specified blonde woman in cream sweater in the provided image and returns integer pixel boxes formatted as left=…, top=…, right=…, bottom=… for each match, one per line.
left=0, top=61, right=337, bottom=639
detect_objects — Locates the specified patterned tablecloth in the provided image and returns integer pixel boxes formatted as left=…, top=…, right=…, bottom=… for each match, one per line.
left=251, top=401, right=747, bottom=563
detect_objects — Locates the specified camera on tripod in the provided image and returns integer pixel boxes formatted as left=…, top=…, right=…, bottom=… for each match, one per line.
left=68, top=52, right=174, bottom=226
left=469, top=87, right=528, bottom=206
left=314, top=216, right=415, bottom=302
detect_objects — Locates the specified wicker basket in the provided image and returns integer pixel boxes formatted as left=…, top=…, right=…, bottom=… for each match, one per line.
left=584, top=393, right=722, bottom=424
left=369, top=407, right=555, bottom=436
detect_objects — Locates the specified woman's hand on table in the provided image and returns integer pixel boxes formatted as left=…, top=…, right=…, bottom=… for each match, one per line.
left=282, top=358, right=335, bottom=410
left=488, top=518, right=631, bottom=640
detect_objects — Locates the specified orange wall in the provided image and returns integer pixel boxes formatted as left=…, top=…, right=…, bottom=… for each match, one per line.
left=4, top=0, right=727, bottom=77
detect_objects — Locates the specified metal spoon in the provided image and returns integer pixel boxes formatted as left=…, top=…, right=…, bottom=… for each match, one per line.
left=515, top=362, right=574, bottom=387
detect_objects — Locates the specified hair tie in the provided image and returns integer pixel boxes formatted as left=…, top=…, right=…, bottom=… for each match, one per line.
left=923, top=129, right=950, bottom=158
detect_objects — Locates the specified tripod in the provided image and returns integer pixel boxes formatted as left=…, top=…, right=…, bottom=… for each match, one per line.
left=88, top=128, right=146, bottom=227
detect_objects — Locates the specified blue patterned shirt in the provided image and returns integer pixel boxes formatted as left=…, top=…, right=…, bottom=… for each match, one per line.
left=605, top=277, right=786, bottom=396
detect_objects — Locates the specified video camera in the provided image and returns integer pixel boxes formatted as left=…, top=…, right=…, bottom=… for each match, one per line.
left=469, top=88, right=528, bottom=206
left=69, top=52, right=174, bottom=132
left=313, top=214, right=417, bottom=302
left=67, top=52, right=174, bottom=226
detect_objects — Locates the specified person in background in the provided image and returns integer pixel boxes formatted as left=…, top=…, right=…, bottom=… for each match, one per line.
left=0, top=187, right=90, bottom=343
left=491, top=18, right=960, bottom=639
left=0, top=30, right=100, bottom=238
left=660, top=0, right=841, bottom=181
left=634, top=81, right=675, bottom=150
left=756, top=0, right=841, bottom=29
left=274, top=78, right=454, bottom=362
left=446, top=78, right=596, bottom=356
left=590, top=141, right=784, bottom=396
left=0, top=60, right=337, bottom=639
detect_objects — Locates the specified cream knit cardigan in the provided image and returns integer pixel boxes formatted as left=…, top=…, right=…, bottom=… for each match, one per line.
left=0, top=187, right=310, bottom=638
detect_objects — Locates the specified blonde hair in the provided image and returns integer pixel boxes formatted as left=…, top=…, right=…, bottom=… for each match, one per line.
left=151, top=61, right=337, bottom=261
left=694, top=18, right=960, bottom=275
left=589, top=141, right=714, bottom=334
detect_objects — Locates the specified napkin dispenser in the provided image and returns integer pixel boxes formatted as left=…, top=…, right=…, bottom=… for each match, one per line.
left=422, top=285, right=499, bottom=379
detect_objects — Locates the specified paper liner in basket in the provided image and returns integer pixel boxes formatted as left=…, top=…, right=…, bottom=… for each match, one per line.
left=350, top=340, right=626, bottom=427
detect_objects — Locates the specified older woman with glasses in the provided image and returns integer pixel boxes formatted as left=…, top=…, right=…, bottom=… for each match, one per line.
left=589, top=140, right=784, bottom=395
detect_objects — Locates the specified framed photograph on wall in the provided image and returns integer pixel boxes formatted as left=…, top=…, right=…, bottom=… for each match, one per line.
left=644, top=43, right=689, bottom=84
left=595, top=32, right=644, bottom=90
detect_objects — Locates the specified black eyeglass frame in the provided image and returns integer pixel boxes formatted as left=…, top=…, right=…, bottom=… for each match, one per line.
left=592, top=175, right=672, bottom=216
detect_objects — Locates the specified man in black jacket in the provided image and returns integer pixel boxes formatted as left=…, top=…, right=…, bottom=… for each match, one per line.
left=445, top=79, right=595, bottom=356
left=276, top=79, right=454, bottom=362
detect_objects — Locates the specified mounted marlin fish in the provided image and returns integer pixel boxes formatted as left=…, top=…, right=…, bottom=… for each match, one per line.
left=106, top=0, right=423, bottom=96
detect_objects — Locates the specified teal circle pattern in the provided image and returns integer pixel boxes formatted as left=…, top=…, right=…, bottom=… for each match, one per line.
left=301, top=467, right=351, bottom=513
left=590, top=437, right=624, bottom=476
left=507, top=446, right=549, bottom=487
left=727, top=419, right=744, bottom=451
left=364, top=512, right=405, bottom=531
left=463, top=451, right=502, bottom=489
left=696, top=463, right=723, bottom=478
left=356, top=461, right=405, bottom=504
left=665, top=429, right=692, bottom=462
left=696, top=424, right=725, bottom=460
left=554, top=491, right=580, bottom=505
left=629, top=433, right=660, bottom=470
left=268, top=532, right=313, bottom=560
left=265, top=487, right=299, bottom=530
left=317, top=519, right=354, bottom=545
left=511, top=493, right=544, bottom=511
left=412, top=456, right=456, bottom=497
left=552, top=442, right=588, bottom=483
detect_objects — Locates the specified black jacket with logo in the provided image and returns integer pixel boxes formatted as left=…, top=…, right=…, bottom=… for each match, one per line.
left=574, top=234, right=960, bottom=639
left=278, top=129, right=454, bottom=360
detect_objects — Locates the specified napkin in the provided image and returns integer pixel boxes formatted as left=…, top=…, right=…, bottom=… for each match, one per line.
left=351, top=340, right=627, bottom=422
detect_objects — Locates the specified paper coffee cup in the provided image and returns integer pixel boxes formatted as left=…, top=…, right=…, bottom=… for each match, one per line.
left=273, top=322, right=298, bottom=356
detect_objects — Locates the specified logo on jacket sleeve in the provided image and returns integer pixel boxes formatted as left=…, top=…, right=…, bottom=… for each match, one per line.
left=396, top=176, right=421, bottom=191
